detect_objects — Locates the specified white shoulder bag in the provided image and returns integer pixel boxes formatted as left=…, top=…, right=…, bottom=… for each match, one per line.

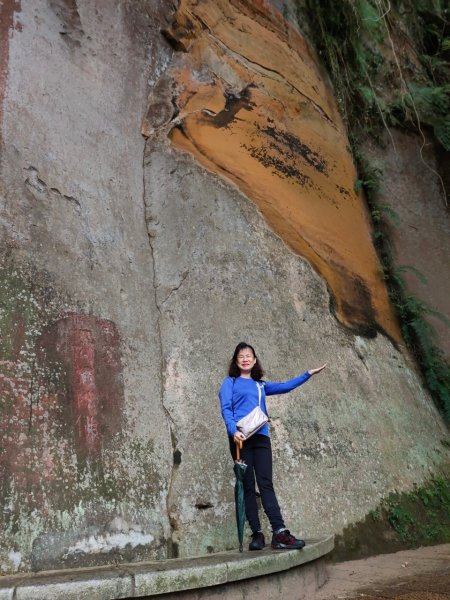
left=236, top=382, right=269, bottom=440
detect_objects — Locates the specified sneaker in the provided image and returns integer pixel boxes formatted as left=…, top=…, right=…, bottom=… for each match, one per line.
left=271, top=529, right=305, bottom=550
left=249, top=531, right=265, bottom=551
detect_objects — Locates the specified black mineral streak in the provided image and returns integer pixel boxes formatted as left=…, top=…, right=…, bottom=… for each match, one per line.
left=243, top=141, right=312, bottom=186
left=337, top=185, right=351, bottom=197
left=241, top=122, right=329, bottom=186
left=202, top=85, right=256, bottom=128
left=262, top=126, right=328, bottom=175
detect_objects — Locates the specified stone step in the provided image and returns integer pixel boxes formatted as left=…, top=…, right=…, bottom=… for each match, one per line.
left=0, top=535, right=334, bottom=600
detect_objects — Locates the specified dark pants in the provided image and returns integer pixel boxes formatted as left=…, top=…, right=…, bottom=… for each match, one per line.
left=229, top=434, right=285, bottom=534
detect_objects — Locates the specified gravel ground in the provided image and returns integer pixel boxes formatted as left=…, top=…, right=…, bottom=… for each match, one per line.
left=313, top=544, right=450, bottom=600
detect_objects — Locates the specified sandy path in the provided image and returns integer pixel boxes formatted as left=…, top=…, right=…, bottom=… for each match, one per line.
left=313, top=544, right=450, bottom=600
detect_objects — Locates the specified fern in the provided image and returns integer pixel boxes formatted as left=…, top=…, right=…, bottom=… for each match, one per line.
left=411, top=84, right=449, bottom=115
left=389, top=84, right=450, bottom=150
left=381, top=204, right=400, bottom=226
left=392, top=271, right=450, bottom=419
left=396, top=265, right=428, bottom=285
left=434, top=116, right=450, bottom=151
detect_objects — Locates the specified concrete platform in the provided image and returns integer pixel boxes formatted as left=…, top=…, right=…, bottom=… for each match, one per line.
left=0, top=535, right=333, bottom=600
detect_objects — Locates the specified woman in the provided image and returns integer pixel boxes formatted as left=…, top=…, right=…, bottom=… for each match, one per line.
left=219, top=342, right=326, bottom=551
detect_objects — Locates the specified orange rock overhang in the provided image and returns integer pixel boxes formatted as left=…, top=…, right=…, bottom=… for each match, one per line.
left=156, top=0, right=401, bottom=342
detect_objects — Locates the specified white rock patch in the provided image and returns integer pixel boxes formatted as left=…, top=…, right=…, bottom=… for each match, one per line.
left=63, top=531, right=154, bottom=558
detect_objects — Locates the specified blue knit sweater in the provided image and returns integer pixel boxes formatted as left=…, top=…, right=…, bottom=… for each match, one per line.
left=219, top=372, right=311, bottom=437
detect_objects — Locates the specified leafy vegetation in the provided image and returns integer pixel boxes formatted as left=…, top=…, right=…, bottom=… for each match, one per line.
left=389, top=84, right=450, bottom=149
left=300, top=0, right=450, bottom=148
left=298, top=0, right=450, bottom=421
left=357, top=149, right=450, bottom=419
left=383, top=477, right=450, bottom=544
left=391, top=289, right=450, bottom=419
left=333, top=477, right=450, bottom=559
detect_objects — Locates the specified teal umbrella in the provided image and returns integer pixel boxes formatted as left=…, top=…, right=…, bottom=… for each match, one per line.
left=233, top=440, right=247, bottom=552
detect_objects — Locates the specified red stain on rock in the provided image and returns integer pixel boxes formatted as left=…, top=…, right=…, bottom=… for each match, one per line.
left=38, top=313, right=124, bottom=459
left=72, top=326, right=100, bottom=453
left=0, top=311, right=123, bottom=508
left=0, top=0, right=21, bottom=135
left=0, top=360, right=61, bottom=499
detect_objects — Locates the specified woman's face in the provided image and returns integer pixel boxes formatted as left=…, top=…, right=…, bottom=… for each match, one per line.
left=236, top=347, right=257, bottom=375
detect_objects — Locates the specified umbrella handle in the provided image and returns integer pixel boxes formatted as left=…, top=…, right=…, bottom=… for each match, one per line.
left=235, top=439, right=243, bottom=461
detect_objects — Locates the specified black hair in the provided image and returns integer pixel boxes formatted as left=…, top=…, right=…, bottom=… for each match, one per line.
left=228, top=342, right=264, bottom=380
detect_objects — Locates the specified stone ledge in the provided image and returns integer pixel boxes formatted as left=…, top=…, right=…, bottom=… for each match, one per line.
left=0, top=536, right=334, bottom=600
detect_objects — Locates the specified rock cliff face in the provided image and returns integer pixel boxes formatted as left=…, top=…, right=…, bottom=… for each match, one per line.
left=364, top=131, right=450, bottom=359
left=0, top=0, right=448, bottom=574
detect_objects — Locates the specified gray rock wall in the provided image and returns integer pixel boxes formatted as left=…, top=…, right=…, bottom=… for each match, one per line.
left=0, top=0, right=448, bottom=575
left=143, top=140, right=449, bottom=558
left=0, top=0, right=175, bottom=573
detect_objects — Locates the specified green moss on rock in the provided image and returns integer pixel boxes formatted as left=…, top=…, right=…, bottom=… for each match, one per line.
left=332, top=477, right=450, bottom=561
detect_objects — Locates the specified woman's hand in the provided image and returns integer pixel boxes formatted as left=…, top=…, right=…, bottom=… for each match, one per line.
left=233, top=431, right=246, bottom=443
left=308, top=364, right=327, bottom=375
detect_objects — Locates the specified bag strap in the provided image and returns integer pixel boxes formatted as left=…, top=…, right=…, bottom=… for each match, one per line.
left=256, top=382, right=263, bottom=407
left=258, top=381, right=270, bottom=419
left=231, top=378, right=269, bottom=417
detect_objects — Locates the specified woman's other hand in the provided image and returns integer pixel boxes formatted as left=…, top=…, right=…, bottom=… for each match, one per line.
left=233, top=431, right=246, bottom=443
left=308, top=364, right=327, bottom=375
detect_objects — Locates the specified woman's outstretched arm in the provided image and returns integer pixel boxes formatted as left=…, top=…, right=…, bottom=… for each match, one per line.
left=265, top=364, right=326, bottom=395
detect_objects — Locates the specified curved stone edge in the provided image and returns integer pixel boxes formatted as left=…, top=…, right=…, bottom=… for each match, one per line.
left=0, top=536, right=334, bottom=599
